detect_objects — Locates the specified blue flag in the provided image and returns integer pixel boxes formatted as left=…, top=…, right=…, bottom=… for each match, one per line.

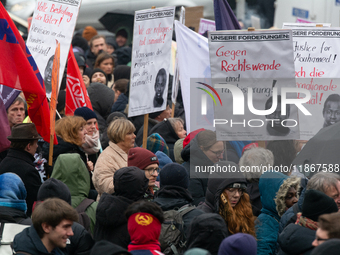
left=214, top=0, right=241, bottom=30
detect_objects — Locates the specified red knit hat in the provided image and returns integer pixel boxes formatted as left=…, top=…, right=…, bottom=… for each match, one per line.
left=128, top=147, right=159, bottom=170
left=183, top=128, right=205, bottom=148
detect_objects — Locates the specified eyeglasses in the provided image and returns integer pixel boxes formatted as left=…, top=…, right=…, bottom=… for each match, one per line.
left=209, top=149, right=224, bottom=157
left=145, top=167, right=160, bottom=175
left=314, top=235, right=329, bottom=244
left=226, top=188, right=245, bottom=196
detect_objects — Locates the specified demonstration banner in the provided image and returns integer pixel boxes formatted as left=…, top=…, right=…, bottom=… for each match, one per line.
left=26, top=0, right=81, bottom=98
left=175, top=21, right=213, bottom=133
left=208, top=30, right=299, bottom=140
left=289, top=27, right=340, bottom=140
left=128, top=6, right=175, bottom=117
left=198, top=18, right=216, bottom=35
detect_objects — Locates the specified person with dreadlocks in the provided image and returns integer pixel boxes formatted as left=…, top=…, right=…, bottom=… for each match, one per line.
left=197, top=161, right=256, bottom=237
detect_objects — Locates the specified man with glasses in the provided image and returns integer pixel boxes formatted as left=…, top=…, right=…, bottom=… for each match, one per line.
left=312, top=212, right=340, bottom=247
left=128, top=147, right=160, bottom=200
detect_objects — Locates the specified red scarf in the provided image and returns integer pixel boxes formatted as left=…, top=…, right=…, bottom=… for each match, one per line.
left=295, top=212, right=318, bottom=230
left=127, top=212, right=162, bottom=252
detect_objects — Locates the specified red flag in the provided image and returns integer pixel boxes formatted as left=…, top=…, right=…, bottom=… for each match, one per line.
left=66, top=46, right=93, bottom=115
left=0, top=3, right=55, bottom=143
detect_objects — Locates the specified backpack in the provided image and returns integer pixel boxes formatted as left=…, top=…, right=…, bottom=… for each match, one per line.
left=75, top=198, right=94, bottom=234
left=0, top=223, right=29, bottom=255
left=159, top=205, right=195, bottom=255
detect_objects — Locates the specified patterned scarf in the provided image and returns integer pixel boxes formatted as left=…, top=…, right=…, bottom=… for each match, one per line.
left=82, top=130, right=100, bottom=155
left=295, top=212, right=318, bottom=230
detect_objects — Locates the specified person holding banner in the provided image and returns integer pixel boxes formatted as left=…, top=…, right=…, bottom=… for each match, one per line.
left=93, top=118, right=136, bottom=200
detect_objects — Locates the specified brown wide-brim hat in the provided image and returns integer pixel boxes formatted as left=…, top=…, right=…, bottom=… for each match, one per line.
left=7, top=123, right=43, bottom=141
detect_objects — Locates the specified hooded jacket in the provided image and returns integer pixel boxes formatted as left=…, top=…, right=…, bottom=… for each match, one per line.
left=256, top=172, right=300, bottom=255
left=186, top=213, right=228, bottom=255
left=278, top=223, right=315, bottom=255
left=0, top=148, right=42, bottom=216
left=13, top=226, right=65, bottom=255
left=51, top=153, right=98, bottom=234
left=181, top=136, right=214, bottom=206
left=135, top=118, right=159, bottom=146
left=94, top=167, right=149, bottom=248
left=90, top=240, right=132, bottom=255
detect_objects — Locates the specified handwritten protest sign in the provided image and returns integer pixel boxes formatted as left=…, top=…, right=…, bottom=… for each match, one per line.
left=128, top=7, right=175, bottom=117
left=26, top=0, right=81, bottom=98
left=289, top=27, right=340, bottom=139
left=208, top=30, right=298, bottom=140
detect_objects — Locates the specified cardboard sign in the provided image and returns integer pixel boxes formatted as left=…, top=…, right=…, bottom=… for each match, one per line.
left=128, top=6, right=175, bottom=117
left=26, top=0, right=81, bottom=98
left=208, top=30, right=298, bottom=140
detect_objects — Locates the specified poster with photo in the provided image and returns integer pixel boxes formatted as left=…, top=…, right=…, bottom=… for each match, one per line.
left=26, top=0, right=81, bottom=98
left=290, top=27, right=340, bottom=140
left=208, top=30, right=299, bottom=140
left=128, top=6, right=175, bottom=117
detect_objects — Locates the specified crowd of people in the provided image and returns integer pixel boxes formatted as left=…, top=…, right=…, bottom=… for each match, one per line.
left=0, top=26, right=340, bottom=255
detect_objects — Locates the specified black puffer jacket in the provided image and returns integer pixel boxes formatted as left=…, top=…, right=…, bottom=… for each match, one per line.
left=247, top=181, right=262, bottom=217
left=154, top=186, right=204, bottom=235
left=93, top=167, right=149, bottom=248
left=186, top=213, right=228, bottom=255
left=278, top=223, right=315, bottom=255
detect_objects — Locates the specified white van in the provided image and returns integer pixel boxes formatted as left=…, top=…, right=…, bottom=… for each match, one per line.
left=274, top=0, right=340, bottom=28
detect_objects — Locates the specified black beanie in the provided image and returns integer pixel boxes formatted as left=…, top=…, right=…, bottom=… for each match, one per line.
left=160, top=163, right=189, bottom=189
left=311, top=239, right=340, bottom=255
left=90, top=68, right=108, bottom=85
left=37, top=178, right=72, bottom=205
left=302, top=189, right=338, bottom=221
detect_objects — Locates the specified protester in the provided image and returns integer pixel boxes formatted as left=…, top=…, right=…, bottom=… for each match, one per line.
left=278, top=190, right=338, bottom=255
left=100, top=112, right=127, bottom=150
left=174, top=138, right=185, bottom=164
left=311, top=239, right=340, bottom=255
left=112, top=78, right=129, bottom=102
left=6, top=96, right=26, bottom=129
left=0, top=123, right=42, bottom=216
left=0, top=173, right=31, bottom=224
left=51, top=154, right=98, bottom=234
left=86, top=35, right=107, bottom=70
left=94, top=166, right=149, bottom=248
left=113, top=65, right=131, bottom=82
left=93, top=118, right=135, bottom=199
left=167, top=117, right=187, bottom=139
left=239, top=147, right=274, bottom=216
left=181, top=130, right=224, bottom=205
left=90, top=68, right=108, bottom=85
left=280, top=172, right=340, bottom=233
left=218, top=233, right=257, bottom=255
left=146, top=133, right=170, bottom=157
left=128, top=147, right=159, bottom=200
left=115, top=29, right=129, bottom=48
left=111, top=80, right=129, bottom=113
left=13, top=198, right=78, bottom=255
left=105, top=36, right=118, bottom=55
left=87, top=82, right=115, bottom=134
left=256, top=171, right=300, bottom=255
left=94, top=52, right=115, bottom=87
left=312, top=212, right=340, bottom=247
left=82, top=26, right=98, bottom=42
left=197, top=162, right=256, bottom=237
left=74, top=106, right=100, bottom=165
left=155, top=150, right=172, bottom=182
left=125, top=200, right=164, bottom=254
left=154, top=163, right=204, bottom=235
left=186, top=213, right=228, bottom=255
left=37, top=178, right=95, bottom=255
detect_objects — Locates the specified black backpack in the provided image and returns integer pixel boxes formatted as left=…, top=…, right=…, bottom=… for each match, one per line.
left=75, top=198, right=94, bottom=234
left=159, top=205, right=195, bottom=255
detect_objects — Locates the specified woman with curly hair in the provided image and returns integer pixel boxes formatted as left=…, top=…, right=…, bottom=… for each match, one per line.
left=197, top=161, right=256, bottom=237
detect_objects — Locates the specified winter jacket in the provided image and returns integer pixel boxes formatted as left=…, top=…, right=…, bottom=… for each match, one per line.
left=197, top=167, right=247, bottom=216
left=13, top=226, right=66, bottom=255
left=90, top=240, right=132, bottom=255
left=181, top=136, right=214, bottom=206
left=67, top=222, right=95, bottom=255
left=279, top=188, right=306, bottom=234
left=256, top=172, right=300, bottom=255
left=111, top=93, right=128, bottom=113
left=94, top=167, right=149, bottom=248
left=0, top=149, right=42, bottom=216
left=92, top=141, right=128, bottom=199
left=87, top=82, right=115, bottom=134
left=278, top=223, right=315, bottom=255
left=51, top=153, right=98, bottom=234
left=186, top=213, right=228, bottom=255
left=154, top=186, right=204, bottom=235
left=247, top=181, right=262, bottom=217
left=0, top=206, right=32, bottom=225
left=135, top=118, right=159, bottom=146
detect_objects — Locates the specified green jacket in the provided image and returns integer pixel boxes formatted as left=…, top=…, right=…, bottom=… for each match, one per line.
left=51, top=153, right=97, bottom=234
